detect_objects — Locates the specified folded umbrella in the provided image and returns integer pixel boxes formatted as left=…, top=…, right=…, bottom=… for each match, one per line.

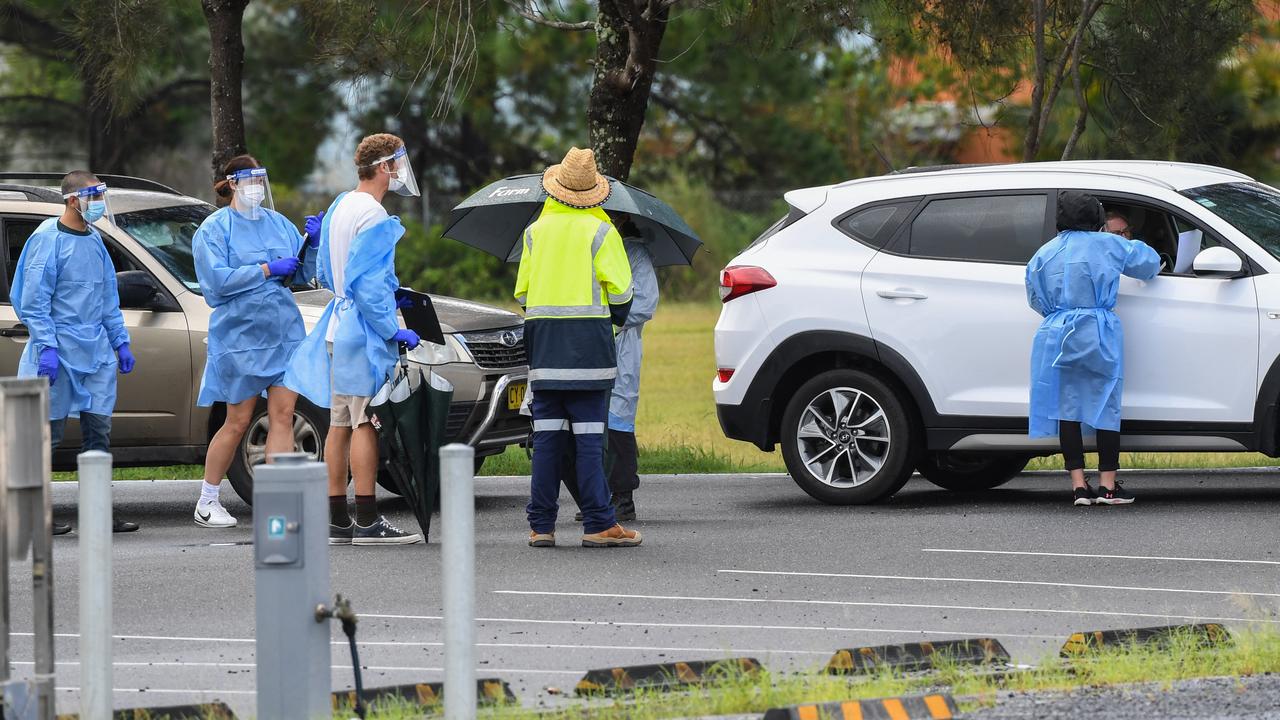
left=444, top=174, right=703, bottom=266
left=368, top=360, right=453, bottom=541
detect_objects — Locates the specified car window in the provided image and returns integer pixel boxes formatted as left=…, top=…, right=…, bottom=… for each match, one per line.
left=1181, top=182, right=1280, bottom=262
left=113, top=204, right=209, bottom=294
left=2, top=217, right=42, bottom=301
left=835, top=200, right=918, bottom=249
left=906, top=194, right=1049, bottom=263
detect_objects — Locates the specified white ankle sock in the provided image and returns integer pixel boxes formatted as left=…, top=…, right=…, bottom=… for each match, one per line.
left=199, top=481, right=220, bottom=505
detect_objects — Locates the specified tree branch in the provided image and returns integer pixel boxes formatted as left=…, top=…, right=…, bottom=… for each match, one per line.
left=1035, top=0, right=1103, bottom=143
left=504, top=0, right=594, bottom=31
left=1061, top=35, right=1089, bottom=160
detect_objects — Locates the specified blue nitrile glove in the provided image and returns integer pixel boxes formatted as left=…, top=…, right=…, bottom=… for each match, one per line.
left=391, top=328, right=421, bottom=350
left=116, top=343, right=135, bottom=374
left=266, top=257, right=301, bottom=277
left=304, top=211, right=324, bottom=248
left=37, top=347, right=59, bottom=383
left=396, top=296, right=413, bottom=310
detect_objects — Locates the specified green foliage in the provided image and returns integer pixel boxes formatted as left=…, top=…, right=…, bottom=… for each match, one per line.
left=395, top=217, right=516, bottom=300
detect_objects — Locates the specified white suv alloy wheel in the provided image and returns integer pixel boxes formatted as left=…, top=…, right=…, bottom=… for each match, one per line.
left=796, top=387, right=891, bottom=487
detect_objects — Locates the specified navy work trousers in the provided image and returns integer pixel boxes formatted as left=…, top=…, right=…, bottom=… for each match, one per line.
left=528, top=389, right=617, bottom=534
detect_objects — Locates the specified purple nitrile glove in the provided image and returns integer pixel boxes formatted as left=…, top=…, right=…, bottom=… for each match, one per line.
left=37, top=347, right=59, bottom=384
left=303, top=211, right=324, bottom=248
left=266, top=256, right=301, bottom=277
left=116, top=343, right=135, bottom=374
left=391, top=328, right=420, bottom=350
left=396, top=296, right=413, bottom=310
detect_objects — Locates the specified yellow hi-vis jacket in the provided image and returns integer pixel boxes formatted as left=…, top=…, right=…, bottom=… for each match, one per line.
left=515, top=198, right=633, bottom=391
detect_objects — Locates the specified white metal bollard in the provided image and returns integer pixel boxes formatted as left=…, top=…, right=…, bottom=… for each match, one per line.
left=440, top=443, right=476, bottom=720
left=77, top=451, right=112, bottom=720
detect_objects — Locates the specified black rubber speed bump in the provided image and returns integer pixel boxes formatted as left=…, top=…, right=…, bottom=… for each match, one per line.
left=575, top=657, right=761, bottom=695
left=827, top=638, right=1010, bottom=674
left=764, top=693, right=958, bottom=720
left=57, top=703, right=237, bottom=720
left=1060, top=623, right=1229, bottom=656
left=331, top=678, right=515, bottom=710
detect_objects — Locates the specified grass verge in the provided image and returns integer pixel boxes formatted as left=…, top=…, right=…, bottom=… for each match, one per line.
left=353, top=624, right=1280, bottom=719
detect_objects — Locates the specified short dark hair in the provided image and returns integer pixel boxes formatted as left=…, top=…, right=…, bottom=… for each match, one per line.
left=61, top=170, right=99, bottom=198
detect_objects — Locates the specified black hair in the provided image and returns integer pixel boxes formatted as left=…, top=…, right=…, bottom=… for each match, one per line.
left=60, top=170, right=98, bottom=198
left=1056, top=190, right=1105, bottom=232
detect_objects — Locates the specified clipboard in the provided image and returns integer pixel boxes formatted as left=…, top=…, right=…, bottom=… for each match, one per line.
left=396, top=287, right=447, bottom=346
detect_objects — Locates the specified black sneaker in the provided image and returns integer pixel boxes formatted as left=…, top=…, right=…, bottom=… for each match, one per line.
left=353, top=515, right=423, bottom=546
left=1073, top=484, right=1097, bottom=506
left=112, top=518, right=140, bottom=533
left=52, top=522, right=72, bottom=536
left=1097, top=481, right=1135, bottom=505
left=329, top=522, right=354, bottom=545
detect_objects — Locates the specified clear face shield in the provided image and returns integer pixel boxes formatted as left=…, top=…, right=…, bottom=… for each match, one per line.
left=371, top=146, right=420, bottom=197
left=227, top=167, right=275, bottom=220
left=63, top=182, right=113, bottom=228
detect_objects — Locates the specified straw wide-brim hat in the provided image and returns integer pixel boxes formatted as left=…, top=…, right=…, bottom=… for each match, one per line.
left=542, top=147, right=611, bottom=209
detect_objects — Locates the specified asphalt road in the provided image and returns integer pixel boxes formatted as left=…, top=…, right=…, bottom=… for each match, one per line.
left=7, top=469, right=1280, bottom=718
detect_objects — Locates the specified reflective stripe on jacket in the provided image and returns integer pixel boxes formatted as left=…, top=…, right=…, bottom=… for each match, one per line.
left=514, top=198, right=633, bottom=391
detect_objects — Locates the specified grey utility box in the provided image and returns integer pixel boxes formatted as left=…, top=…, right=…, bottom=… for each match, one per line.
left=253, top=454, right=330, bottom=720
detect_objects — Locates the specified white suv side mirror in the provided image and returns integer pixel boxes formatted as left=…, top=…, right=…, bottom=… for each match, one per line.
left=1192, top=246, right=1243, bottom=277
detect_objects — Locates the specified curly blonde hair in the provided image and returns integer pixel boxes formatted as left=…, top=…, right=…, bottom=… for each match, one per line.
left=355, top=133, right=405, bottom=181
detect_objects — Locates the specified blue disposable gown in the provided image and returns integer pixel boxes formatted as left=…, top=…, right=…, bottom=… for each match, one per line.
left=12, top=218, right=130, bottom=419
left=608, top=240, right=659, bottom=432
left=285, top=193, right=404, bottom=404
left=1025, top=230, right=1161, bottom=437
left=193, top=206, right=312, bottom=406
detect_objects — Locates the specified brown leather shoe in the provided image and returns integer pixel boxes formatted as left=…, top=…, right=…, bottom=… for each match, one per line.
left=582, top=524, right=641, bottom=548
left=528, top=531, right=555, bottom=548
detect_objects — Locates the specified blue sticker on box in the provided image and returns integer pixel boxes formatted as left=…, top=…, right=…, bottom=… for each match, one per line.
left=268, top=515, right=286, bottom=539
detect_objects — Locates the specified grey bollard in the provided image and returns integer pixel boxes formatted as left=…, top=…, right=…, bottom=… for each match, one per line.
left=253, top=453, right=330, bottom=720
left=0, top=377, right=55, bottom=720
left=440, top=443, right=476, bottom=720
left=78, top=451, right=113, bottom=720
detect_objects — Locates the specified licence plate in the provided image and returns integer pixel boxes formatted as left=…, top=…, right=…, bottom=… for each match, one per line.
left=507, top=383, right=527, bottom=410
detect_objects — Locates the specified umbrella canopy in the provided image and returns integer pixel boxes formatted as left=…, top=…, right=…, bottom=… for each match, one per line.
left=444, top=174, right=703, bottom=267
left=367, top=363, right=454, bottom=540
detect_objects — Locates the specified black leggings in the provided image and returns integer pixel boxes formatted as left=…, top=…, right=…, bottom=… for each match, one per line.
left=1059, top=421, right=1120, bottom=472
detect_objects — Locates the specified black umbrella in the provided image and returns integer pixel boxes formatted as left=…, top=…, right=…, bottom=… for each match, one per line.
left=443, top=174, right=703, bottom=266
left=367, top=359, right=454, bottom=540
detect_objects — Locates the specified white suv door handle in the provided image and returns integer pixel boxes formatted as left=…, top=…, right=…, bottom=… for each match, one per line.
left=876, top=288, right=928, bottom=300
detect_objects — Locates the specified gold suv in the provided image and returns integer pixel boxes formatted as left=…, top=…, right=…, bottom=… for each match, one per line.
left=0, top=174, right=530, bottom=501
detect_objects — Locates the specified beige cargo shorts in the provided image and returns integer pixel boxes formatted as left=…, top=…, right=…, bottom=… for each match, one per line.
left=327, top=342, right=372, bottom=428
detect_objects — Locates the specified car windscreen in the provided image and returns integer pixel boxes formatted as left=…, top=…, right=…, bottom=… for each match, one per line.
left=113, top=203, right=211, bottom=294
left=1181, top=182, right=1280, bottom=260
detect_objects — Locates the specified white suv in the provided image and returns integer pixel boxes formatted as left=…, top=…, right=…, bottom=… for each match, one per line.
left=714, top=161, right=1280, bottom=504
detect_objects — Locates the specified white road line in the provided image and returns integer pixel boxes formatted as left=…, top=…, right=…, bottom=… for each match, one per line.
left=921, top=548, right=1280, bottom=566
left=493, top=590, right=1277, bottom=625
left=8, top=631, right=829, bottom=656
left=717, top=569, right=1280, bottom=599
left=55, top=687, right=256, bottom=695
left=13, top=661, right=581, bottom=676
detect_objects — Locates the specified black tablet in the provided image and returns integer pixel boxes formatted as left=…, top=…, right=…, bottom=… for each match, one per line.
left=396, top=287, right=447, bottom=346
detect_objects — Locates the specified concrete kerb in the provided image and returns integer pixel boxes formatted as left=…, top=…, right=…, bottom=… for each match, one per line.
left=54, top=702, right=237, bottom=720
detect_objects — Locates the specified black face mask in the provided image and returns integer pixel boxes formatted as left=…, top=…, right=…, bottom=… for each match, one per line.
left=1056, top=190, right=1105, bottom=232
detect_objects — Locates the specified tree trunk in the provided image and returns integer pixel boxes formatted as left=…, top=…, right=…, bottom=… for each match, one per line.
left=1023, top=0, right=1047, bottom=162
left=586, top=0, right=669, bottom=181
left=202, top=0, right=250, bottom=181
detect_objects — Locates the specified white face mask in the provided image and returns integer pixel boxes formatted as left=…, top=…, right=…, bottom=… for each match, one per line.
left=241, top=184, right=266, bottom=207
left=387, top=168, right=405, bottom=193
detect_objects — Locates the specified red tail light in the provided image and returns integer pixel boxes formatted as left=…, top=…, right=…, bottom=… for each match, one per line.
left=719, top=265, right=777, bottom=303
left=717, top=368, right=735, bottom=383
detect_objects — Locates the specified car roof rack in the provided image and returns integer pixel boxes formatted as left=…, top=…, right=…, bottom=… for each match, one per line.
left=0, top=183, right=62, bottom=203
left=890, top=163, right=1001, bottom=175
left=0, top=172, right=181, bottom=195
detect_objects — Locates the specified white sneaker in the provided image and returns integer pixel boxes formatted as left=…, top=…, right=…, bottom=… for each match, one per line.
left=195, top=500, right=237, bottom=528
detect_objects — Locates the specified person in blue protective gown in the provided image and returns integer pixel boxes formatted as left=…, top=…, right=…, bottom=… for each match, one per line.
left=285, top=132, right=424, bottom=546
left=1026, top=190, right=1160, bottom=507
left=191, top=154, right=319, bottom=529
left=604, top=214, right=658, bottom=521
left=12, top=170, right=137, bottom=534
